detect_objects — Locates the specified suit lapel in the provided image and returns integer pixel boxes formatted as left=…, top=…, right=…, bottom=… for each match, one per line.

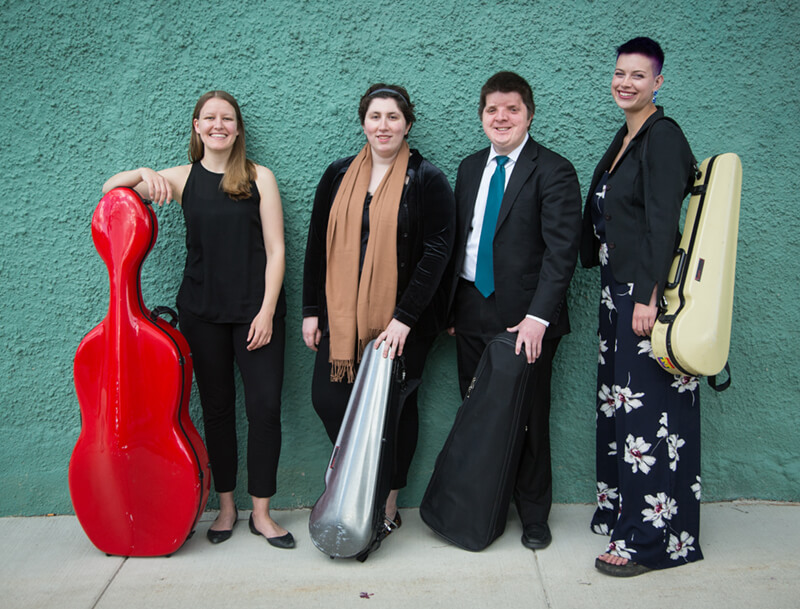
left=587, top=126, right=624, bottom=196
left=460, top=149, right=489, bottom=242
left=495, top=137, right=537, bottom=233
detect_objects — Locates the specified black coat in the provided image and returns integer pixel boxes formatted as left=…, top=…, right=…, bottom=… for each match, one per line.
left=450, top=137, right=582, bottom=338
left=580, top=108, right=694, bottom=304
left=303, top=149, right=455, bottom=337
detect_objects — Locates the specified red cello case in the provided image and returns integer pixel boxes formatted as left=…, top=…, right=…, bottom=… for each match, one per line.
left=70, top=187, right=210, bottom=556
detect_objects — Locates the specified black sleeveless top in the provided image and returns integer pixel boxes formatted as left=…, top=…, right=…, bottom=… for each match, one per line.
left=177, top=162, right=286, bottom=323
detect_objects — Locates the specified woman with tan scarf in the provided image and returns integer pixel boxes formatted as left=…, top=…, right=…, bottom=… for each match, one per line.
left=302, top=84, right=455, bottom=536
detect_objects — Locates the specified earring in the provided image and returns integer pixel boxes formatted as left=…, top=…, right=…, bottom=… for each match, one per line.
left=652, top=89, right=659, bottom=104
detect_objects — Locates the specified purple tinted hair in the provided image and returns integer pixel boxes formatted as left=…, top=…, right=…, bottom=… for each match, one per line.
left=616, top=37, right=664, bottom=75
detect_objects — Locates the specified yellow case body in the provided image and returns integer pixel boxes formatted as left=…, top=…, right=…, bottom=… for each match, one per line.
left=652, top=153, right=742, bottom=377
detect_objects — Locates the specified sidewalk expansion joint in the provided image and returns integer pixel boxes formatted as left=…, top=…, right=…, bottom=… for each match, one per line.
left=90, top=556, right=128, bottom=609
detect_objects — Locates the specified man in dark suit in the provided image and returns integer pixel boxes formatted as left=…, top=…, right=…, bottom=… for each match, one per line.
left=449, top=71, right=582, bottom=550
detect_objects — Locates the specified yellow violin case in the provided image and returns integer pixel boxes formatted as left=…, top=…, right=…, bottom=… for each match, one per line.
left=652, top=153, right=742, bottom=386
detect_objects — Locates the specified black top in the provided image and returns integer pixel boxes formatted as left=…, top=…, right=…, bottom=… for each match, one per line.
left=177, top=162, right=285, bottom=323
left=590, top=171, right=611, bottom=241
left=360, top=192, right=372, bottom=275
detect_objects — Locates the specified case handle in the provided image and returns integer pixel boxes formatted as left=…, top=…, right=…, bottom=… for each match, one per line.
left=150, top=306, right=179, bottom=328
left=665, top=249, right=687, bottom=290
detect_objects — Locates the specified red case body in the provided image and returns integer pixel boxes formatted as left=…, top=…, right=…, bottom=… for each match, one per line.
left=70, top=188, right=210, bottom=556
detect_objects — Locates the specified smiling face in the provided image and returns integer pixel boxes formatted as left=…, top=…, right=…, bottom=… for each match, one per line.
left=362, top=97, right=410, bottom=161
left=611, top=53, right=664, bottom=114
left=193, top=97, right=239, bottom=153
left=481, top=91, right=532, bottom=155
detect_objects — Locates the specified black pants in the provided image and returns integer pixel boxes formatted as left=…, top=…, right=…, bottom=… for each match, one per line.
left=453, top=279, right=559, bottom=526
left=179, top=310, right=285, bottom=498
left=311, top=332, right=435, bottom=490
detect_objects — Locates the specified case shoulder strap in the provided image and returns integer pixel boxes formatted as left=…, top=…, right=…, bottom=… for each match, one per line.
left=707, top=362, right=732, bottom=392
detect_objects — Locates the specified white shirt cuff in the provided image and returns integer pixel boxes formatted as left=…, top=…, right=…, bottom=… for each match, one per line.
left=526, top=314, right=550, bottom=328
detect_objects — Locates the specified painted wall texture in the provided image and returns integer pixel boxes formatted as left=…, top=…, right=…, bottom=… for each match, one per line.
left=2, top=0, right=799, bottom=516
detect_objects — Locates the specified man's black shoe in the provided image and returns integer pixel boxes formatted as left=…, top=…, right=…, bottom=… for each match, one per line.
left=521, top=522, right=552, bottom=550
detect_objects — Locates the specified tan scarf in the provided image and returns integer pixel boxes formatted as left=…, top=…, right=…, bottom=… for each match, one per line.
left=325, top=141, right=410, bottom=382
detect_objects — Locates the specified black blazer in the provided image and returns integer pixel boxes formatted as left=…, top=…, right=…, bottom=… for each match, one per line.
left=451, top=136, right=582, bottom=338
left=580, top=108, right=694, bottom=304
left=303, top=149, right=455, bottom=337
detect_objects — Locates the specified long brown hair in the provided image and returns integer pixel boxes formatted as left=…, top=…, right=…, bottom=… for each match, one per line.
left=189, top=90, right=256, bottom=199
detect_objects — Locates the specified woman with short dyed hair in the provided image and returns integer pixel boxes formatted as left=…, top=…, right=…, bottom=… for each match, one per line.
left=580, top=38, right=703, bottom=576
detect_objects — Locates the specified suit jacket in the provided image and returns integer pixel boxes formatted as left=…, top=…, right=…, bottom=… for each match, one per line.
left=579, top=108, right=694, bottom=304
left=451, top=136, right=582, bottom=338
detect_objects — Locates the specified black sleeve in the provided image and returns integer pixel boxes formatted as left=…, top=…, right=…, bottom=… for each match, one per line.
left=393, top=164, right=456, bottom=327
left=302, top=160, right=346, bottom=318
left=633, top=120, right=693, bottom=304
left=527, top=156, right=583, bottom=321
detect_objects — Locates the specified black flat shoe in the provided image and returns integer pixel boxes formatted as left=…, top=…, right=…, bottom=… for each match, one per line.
left=249, top=513, right=295, bottom=549
left=521, top=522, right=552, bottom=550
left=594, top=557, right=652, bottom=577
left=206, top=508, right=238, bottom=544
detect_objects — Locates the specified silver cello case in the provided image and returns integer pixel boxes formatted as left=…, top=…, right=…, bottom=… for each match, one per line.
left=309, top=340, right=400, bottom=560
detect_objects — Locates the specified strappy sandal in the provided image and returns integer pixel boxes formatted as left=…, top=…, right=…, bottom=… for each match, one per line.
left=594, top=556, right=652, bottom=577
left=356, top=512, right=403, bottom=562
left=378, top=511, right=402, bottom=540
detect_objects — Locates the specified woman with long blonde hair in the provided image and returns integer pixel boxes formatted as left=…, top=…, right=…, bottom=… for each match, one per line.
left=103, top=90, right=293, bottom=549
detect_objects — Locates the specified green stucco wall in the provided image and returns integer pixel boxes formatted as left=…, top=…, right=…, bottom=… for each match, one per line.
left=2, top=0, right=799, bottom=516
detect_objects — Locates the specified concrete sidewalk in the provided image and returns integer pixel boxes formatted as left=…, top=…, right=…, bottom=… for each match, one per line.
left=1, top=502, right=798, bottom=609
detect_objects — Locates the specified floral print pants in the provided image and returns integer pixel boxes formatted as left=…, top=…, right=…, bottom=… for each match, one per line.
left=590, top=261, right=704, bottom=569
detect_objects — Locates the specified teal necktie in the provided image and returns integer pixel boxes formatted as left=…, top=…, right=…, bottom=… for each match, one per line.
left=474, top=155, right=508, bottom=297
